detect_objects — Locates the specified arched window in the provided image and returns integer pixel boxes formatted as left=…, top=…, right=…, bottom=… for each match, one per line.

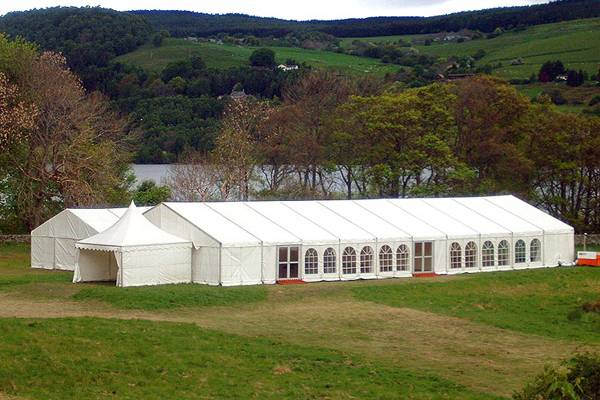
left=498, top=240, right=509, bottom=266
left=482, top=241, right=494, bottom=267
left=323, top=248, right=336, bottom=274
left=342, top=247, right=357, bottom=275
left=530, top=239, right=541, bottom=262
left=450, top=242, right=462, bottom=269
left=304, top=248, right=318, bottom=275
left=465, top=241, right=477, bottom=268
left=515, top=240, right=526, bottom=263
left=360, top=246, right=373, bottom=274
left=379, top=245, right=393, bottom=272
left=396, top=244, right=409, bottom=271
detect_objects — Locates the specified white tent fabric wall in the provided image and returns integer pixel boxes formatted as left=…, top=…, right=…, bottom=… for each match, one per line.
left=74, top=202, right=192, bottom=287
left=245, top=201, right=340, bottom=282
left=142, top=195, right=574, bottom=287
left=144, top=203, right=263, bottom=286
left=454, top=197, right=546, bottom=270
left=30, top=207, right=152, bottom=271
left=31, top=209, right=120, bottom=271
left=485, top=196, right=574, bottom=267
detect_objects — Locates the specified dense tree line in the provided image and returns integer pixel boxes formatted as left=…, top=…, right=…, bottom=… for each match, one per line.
left=0, top=7, right=152, bottom=89
left=103, top=51, right=303, bottom=164
left=132, top=0, right=599, bottom=38
left=175, top=72, right=599, bottom=232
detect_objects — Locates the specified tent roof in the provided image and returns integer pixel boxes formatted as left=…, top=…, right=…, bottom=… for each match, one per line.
left=282, top=201, right=375, bottom=242
left=32, top=208, right=120, bottom=237
left=77, top=202, right=189, bottom=250
left=390, top=199, right=479, bottom=238
left=423, top=198, right=511, bottom=237
left=155, top=195, right=571, bottom=245
left=205, top=202, right=300, bottom=245
left=485, top=196, right=573, bottom=233
left=246, top=201, right=338, bottom=243
left=163, top=202, right=261, bottom=247
left=454, top=197, right=542, bottom=235
left=353, top=199, right=446, bottom=240
left=108, top=206, right=151, bottom=218
left=319, top=200, right=411, bottom=240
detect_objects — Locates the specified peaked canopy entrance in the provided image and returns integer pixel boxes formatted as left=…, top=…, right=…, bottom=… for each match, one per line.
left=74, top=202, right=192, bottom=287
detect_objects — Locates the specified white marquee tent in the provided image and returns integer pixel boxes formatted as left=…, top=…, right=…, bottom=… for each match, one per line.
left=74, top=202, right=191, bottom=287
left=145, top=195, right=574, bottom=286
left=30, top=207, right=149, bottom=271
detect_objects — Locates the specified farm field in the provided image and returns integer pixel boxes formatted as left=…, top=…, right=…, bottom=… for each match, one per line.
left=1, top=243, right=599, bottom=399
left=341, top=18, right=600, bottom=80
left=115, top=38, right=399, bottom=75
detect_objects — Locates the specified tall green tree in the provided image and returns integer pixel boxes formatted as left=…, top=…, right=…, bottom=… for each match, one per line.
left=0, top=36, right=130, bottom=231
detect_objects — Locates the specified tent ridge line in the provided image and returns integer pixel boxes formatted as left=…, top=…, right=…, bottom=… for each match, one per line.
left=203, top=203, right=264, bottom=246
left=317, top=200, right=378, bottom=241
left=482, top=197, right=545, bottom=234
left=280, top=202, right=342, bottom=242
left=450, top=198, right=514, bottom=236
left=241, top=203, right=303, bottom=244
left=162, top=203, right=224, bottom=247
left=422, top=198, right=481, bottom=237
left=351, top=199, right=413, bottom=241
left=385, top=199, right=447, bottom=239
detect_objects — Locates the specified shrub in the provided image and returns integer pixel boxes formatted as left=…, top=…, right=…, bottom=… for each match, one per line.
left=513, top=353, right=600, bottom=400
left=249, top=48, right=276, bottom=68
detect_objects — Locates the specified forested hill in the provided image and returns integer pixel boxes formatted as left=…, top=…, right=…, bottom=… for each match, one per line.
left=0, top=7, right=152, bottom=89
left=131, top=0, right=600, bottom=38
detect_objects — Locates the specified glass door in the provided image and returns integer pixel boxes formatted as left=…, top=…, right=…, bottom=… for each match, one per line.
left=278, top=246, right=299, bottom=279
left=414, top=242, right=433, bottom=273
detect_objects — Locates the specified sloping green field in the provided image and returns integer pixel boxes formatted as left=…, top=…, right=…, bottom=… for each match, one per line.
left=342, top=18, right=600, bottom=79
left=116, top=38, right=399, bottom=75
left=1, top=243, right=600, bottom=399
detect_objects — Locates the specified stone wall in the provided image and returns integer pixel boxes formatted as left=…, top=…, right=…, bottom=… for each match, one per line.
left=0, top=235, right=31, bottom=244
left=575, top=234, right=600, bottom=246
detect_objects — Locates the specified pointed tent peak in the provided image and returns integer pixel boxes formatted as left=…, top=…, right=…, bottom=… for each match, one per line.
left=76, top=203, right=190, bottom=250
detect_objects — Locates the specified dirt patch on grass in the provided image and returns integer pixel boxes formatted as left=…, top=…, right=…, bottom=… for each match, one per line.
left=0, top=291, right=594, bottom=397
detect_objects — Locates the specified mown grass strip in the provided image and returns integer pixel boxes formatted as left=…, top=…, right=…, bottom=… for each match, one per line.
left=353, top=267, right=600, bottom=343
left=0, top=317, right=500, bottom=400
left=72, top=283, right=268, bottom=310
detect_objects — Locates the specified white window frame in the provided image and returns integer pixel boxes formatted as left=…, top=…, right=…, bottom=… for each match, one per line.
left=515, top=240, right=526, bottom=264
left=498, top=240, right=510, bottom=266
left=450, top=242, right=462, bottom=269
left=323, top=247, right=337, bottom=274
left=342, top=247, right=357, bottom=275
left=304, top=248, right=318, bottom=275
left=482, top=241, right=494, bottom=267
left=360, top=246, right=374, bottom=274
left=396, top=244, right=410, bottom=272
left=379, top=245, right=393, bottom=272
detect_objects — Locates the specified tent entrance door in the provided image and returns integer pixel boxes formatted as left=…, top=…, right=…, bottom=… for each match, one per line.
left=413, top=242, right=433, bottom=273
left=278, top=246, right=299, bottom=280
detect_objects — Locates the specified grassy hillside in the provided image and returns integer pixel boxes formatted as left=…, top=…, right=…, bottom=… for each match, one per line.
left=116, top=38, right=399, bottom=75
left=342, top=18, right=600, bottom=80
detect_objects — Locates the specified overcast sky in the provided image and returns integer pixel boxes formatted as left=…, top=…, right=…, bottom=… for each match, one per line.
left=1, top=0, right=551, bottom=20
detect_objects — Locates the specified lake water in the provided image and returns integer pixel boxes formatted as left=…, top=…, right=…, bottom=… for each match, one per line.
left=131, top=164, right=171, bottom=185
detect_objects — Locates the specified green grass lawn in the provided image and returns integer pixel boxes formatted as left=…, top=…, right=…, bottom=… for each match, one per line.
left=1, top=243, right=599, bottom=399
left=73, top=283, right=267, bottom=310
left=116, top=38, right=399, bottom=76
left=341, top=18, right=600, bottom=80
left=0, top=244, right=267, bottom=311
left=353, top=267, right=600, bottom=343
left=0, top=317, right=497, bottom=400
